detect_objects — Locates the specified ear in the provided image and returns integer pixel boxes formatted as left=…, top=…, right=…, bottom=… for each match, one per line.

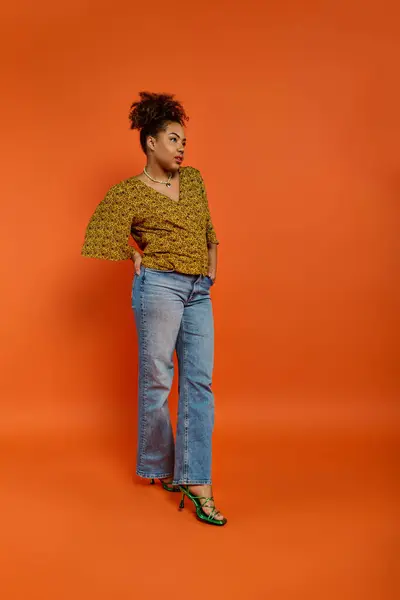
left=146, top=135, right=156, bottom=152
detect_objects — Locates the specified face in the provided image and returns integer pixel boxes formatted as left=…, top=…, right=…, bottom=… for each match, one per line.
left=147, top=122, right=186, bottom=172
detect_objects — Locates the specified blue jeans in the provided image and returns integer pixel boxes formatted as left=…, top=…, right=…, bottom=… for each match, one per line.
left=131, top=265, right=215, bottom=485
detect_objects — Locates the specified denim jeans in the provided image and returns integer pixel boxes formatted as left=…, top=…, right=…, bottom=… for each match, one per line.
left=131, top=265, right=215, bottom=485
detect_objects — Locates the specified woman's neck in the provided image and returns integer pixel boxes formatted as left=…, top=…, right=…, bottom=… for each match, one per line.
left=145, top=159, right=178, bottom=181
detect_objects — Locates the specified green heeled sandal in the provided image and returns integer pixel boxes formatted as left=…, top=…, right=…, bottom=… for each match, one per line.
left=178, top=485, right=227, bottom=526
left=150, top=478, right=181, bottom=493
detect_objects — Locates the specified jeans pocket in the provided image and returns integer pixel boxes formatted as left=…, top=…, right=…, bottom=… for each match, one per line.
left=205, top=276, right=215, bottom=286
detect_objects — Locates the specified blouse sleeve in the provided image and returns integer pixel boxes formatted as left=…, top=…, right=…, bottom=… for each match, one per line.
left=81, top=183, right=136, bottom=261
left=196, top=170, right=220, bottom=245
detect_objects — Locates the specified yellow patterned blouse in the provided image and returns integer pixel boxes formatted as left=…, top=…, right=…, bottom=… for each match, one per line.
left=81, top=166, right=219, bottom=275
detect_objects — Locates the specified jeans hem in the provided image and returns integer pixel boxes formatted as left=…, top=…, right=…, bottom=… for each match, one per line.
left=172, top=480, right=212, bottom=485
left=137, top=471, right=174, bottom=479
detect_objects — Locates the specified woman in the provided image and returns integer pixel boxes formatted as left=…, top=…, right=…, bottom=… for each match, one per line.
left=81, top=92, right=226, bottom=526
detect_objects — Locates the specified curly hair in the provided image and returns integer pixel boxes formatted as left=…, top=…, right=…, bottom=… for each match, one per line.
left=128, top=91, right=189, bottom=154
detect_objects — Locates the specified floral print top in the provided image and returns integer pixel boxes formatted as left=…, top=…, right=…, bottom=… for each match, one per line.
left=81, top=166, right=219, bottom=275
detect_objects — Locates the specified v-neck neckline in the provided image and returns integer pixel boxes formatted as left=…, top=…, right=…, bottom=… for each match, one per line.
left=133, top=167, right=183, bottom=203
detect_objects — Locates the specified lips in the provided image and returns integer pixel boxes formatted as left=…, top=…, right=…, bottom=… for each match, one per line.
left=175, top=156, right=183, bottom=164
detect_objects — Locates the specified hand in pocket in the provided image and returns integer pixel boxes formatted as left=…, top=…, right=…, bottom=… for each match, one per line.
left=133, top=251, right=142, bottom=275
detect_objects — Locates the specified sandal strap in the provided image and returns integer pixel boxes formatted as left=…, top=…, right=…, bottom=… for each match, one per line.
left=199, top=496, right=214, bottom=507
left=198, top=497, right=221, bottom=519
left=185, top=493, right=214, bottom=502
left=185, top=491, right=217, bottom=509
left=202, top=505, right=221, bottom=520
left=182, top=488, right=223, bottom=521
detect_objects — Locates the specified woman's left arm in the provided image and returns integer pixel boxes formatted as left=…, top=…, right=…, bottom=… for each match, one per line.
left=207, top=243, right=218, bottom=281
left=196, top=168, right=220, bottom=282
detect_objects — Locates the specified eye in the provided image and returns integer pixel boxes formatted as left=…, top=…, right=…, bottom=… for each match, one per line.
left=170, top=136, right=177, bottom=142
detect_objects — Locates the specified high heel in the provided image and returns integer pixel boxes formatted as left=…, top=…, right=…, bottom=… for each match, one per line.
left=178, top=485, right=227, bottom=526
left=150, top=478, right=180, bottom=493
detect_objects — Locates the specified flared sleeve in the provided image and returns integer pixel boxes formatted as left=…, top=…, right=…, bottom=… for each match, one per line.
left=81, top=183, right=136, bottom=261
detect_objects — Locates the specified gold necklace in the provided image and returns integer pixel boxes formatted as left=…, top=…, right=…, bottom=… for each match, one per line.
left=143, top=166, right=172, bottom=188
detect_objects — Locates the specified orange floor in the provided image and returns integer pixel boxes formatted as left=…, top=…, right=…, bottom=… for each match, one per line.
left=1, top=405, right=396, bottom=600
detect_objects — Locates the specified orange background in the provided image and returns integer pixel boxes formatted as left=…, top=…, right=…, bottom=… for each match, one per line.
left=1, top=1, right=398, bottom=599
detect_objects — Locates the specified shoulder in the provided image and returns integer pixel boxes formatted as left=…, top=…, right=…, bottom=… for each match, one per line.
left=100, top=177, right=139, bottom=205
left=109, top=177, right=134, bottom=194
left=182, top=165, right=200, bottom=176
left=181, top=165, right=203, bottom=182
